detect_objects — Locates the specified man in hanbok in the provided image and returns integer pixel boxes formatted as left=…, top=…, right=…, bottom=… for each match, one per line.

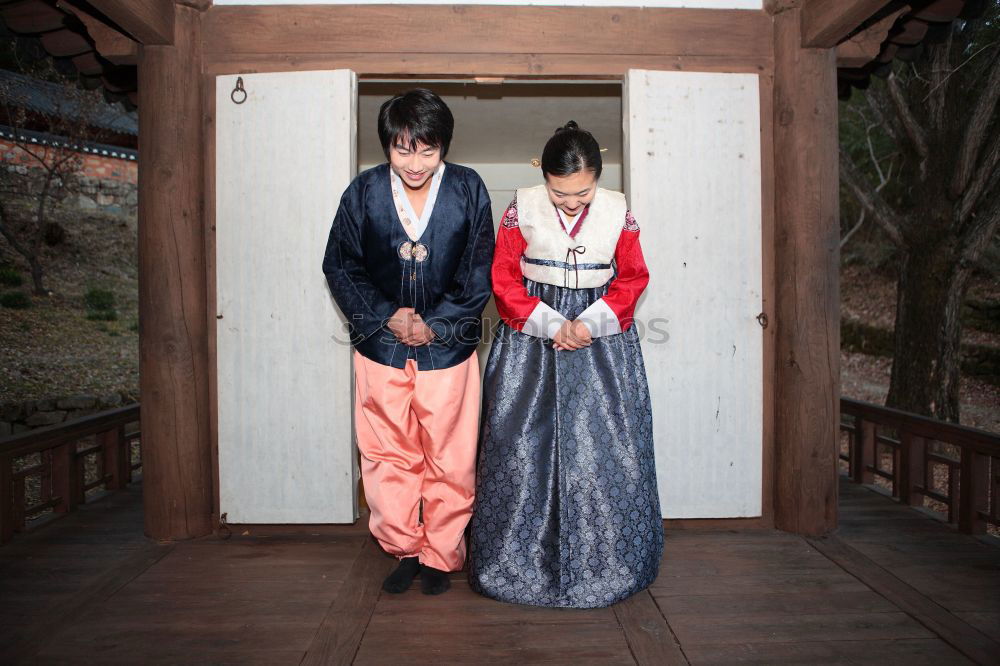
left=322, top=89, right=493, bottom=595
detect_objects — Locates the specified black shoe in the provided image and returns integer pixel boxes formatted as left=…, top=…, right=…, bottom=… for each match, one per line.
left=420, top=564, right=451, bottom=595
left=382, top=556, right=419, bottom=594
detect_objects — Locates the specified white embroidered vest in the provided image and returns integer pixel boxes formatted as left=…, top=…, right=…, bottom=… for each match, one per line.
left=517, top=184, right=626, bottom=289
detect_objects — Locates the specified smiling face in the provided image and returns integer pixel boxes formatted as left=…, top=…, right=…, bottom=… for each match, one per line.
left=388, top=135, right=442, bottom=191
left=544, top=169, right=598, bottom=218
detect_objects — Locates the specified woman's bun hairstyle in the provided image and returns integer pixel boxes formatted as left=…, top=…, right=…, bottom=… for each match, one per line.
left=541, top=120, right=602, bottom=179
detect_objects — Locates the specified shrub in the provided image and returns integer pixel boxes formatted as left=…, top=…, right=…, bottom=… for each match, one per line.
left=0, top=265, right=23, bottom=287
left=84, top=288, right=115, bottom=311
left=1, top=291, right=31, bottom=309
left=87, top=309, right=118, bottom=321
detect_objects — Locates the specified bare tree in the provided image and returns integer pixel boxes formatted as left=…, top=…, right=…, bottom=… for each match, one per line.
left=0, top=64, right=114, bottom=295
left=840, top=3, right=1000, bottom=421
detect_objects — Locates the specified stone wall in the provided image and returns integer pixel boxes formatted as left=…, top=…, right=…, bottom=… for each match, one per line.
left=0, top=392, right=133, bottom=438
left=1, top=137, right=138, bottom=217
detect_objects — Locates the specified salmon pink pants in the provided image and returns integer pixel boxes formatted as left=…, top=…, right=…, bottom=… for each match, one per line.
left=353, top=350, right=480, bottom=572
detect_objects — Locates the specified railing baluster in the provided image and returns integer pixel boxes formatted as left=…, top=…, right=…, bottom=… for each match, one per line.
left=12, top=474, right=25, bottom=533
left=891, top=437, right=901, bottom=498
left=947, top=458, right=959, bottom=524
left=50, top=441, right=81, bottom=514
left=859, top=418, right=876, bottom=485
left=41, top=449, right=53, bottom=506
left=959, top=449, right=988, bottom=535
left=0, top=457, right=13, bottom=543
left=0, top=405, right=141, bottom=545
left=992, top=456, right=999, bottom=525
left=899, top=433, right=925, bottom=507
left=99, top=426, right=127, bottom=490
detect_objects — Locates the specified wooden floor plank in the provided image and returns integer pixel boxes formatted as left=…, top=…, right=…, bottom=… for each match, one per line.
left=371, top=587, right=618, bottom=625
left=668, top=611, right=932, bottom=646
left=807, top=533, right=1000, bottom=665
left=355, top=620, right=635, bottom=664
left=684, top=637, right=972, bottom=665
left=355, top=579, right=636, bottom=664
left=4, top=477, right=999, bottom=664
left=1, top=539, right=174, bottom=663
left=35, top=618, right=319, bottom=658
left=956, top=612, right=1000, bottom=643
left=613, top=589, right=688, bottom=666
left=651, top=570, right=867, bottom=596
left=301, top=537, right=393, bottom=666
left=655, top=589, right=897, bottom=616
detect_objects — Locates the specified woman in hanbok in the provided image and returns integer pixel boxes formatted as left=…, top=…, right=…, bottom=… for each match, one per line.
left=469, top=121, right=663, bottom=608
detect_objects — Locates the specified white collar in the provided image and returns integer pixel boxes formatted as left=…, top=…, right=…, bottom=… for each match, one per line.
left=390, top=163, right=446, bottom=240
left=555, top=206, right=582, bottom=234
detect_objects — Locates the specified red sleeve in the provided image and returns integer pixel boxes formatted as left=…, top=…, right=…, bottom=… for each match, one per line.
left=603, top=211, right=649, bottom=331
left=492, top=200, right=539, bottom=331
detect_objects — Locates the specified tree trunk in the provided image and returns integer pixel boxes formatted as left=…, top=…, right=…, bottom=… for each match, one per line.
left=28, top=256, right=45, bottom=296
left=30, top=175, right=53, bottom=295
left=886, top=236, right=967, bottom=422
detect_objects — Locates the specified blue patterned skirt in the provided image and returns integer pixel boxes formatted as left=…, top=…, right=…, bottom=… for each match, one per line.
left=469, top=279, right=663, bottom=608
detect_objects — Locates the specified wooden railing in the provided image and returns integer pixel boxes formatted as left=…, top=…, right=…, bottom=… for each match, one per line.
left=840, top=397, right=1000, bottom=534
left=0, top=405, right=140, bottom=544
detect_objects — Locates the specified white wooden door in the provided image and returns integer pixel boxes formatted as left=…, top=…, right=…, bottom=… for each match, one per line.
left=625, top=69, right=763, bottom=518
left=215, top=70, right=357, bottom=523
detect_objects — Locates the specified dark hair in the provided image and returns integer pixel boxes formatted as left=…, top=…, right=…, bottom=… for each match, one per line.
left=378, top=89, right=454, bottom=159
left=541, top=120, right=603, bottom=180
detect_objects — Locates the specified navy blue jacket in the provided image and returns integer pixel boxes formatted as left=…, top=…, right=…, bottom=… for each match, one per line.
left=322, top=163, right=494, bottom=370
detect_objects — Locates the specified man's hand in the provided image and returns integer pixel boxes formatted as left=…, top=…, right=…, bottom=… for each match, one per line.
left=387, top=307, right=435, bottom=346
left=552, top=319, right=592, bottom=351
left=406, top=313, right=435, bottom=346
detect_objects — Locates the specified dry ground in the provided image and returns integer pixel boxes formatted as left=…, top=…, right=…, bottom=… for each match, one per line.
left=1, top=215, right=997, bottom=433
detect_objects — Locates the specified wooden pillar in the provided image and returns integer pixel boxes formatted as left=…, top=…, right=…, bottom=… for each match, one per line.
left=137, top=5, right=213, bottom=540
left=771, top=7, right=840, bottom=536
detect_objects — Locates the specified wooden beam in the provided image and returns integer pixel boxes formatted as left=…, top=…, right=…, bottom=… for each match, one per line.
left=59, top=1, right=138, bottom=65
left=836, top=7, right=906, bottom=68
left=202, top=5, right=771, bottom=58
left=801, top=0, right=893, bottom=48
left=205, top=53, right=772, bottom=79
left=137, top=4, right=213, bottom=540
left=772, top=7, right=840, bottom=536
left=88, top=0, right=174, bottom=46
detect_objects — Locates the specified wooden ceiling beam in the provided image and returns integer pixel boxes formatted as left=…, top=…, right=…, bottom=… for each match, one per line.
left=87, top=0, right=174, bottom=45
left=58, top=1, right=138, bottom=65
left=801, top=0, right=894, bottom=48
left=202, top=5, right=772, bottom=58
left=835, top=7, right=906, bottom=68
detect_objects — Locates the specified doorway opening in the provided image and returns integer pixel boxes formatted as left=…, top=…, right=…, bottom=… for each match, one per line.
left=357, top=81, right=624, bottom=224
left=357, top=80, right=624, bottom=360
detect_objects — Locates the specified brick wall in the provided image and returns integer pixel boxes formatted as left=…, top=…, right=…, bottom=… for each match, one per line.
left=1, top=138, right=137, bottom=184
